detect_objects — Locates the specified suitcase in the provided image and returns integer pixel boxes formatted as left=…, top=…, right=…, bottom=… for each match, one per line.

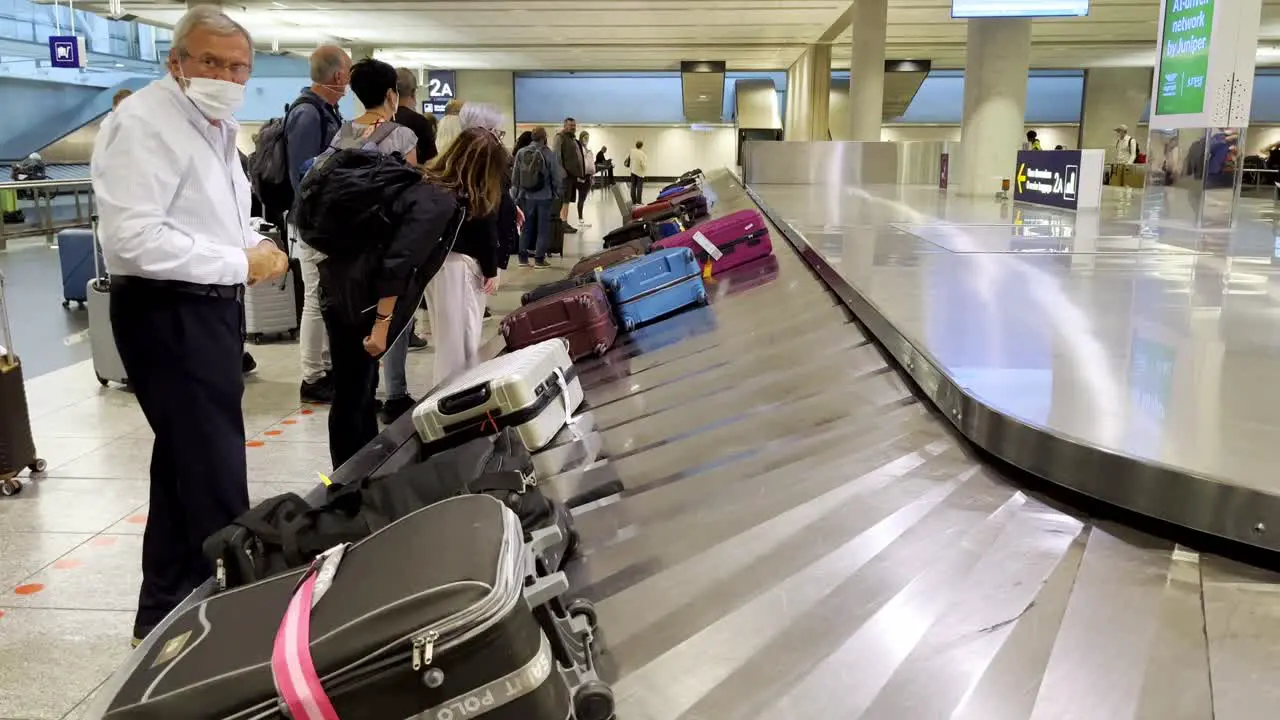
left=598, top=247, right=708, bottom=332
left=56, top=228, right=101, bottom=307
left=569, top=244, right=645, bottom=278
left=413, top=338, right=583, bottom=453
left=0, top=271, right=44, bottom=497
left=102, top=495, right=614, bottom=720
left=86, top=216, right=128, bottom=387
left=631, top=198, right=674, bottom=221
left=501, top=282, right=617, bottom=361
left=659, top=177, right=698, bottom=196
left=656, top=218, right=683, bottom=238
left=521, top=273, right=597, bottom=306
left=602, top=219, right=657, bottom=249
left=652, top=208, right=773, bottom=276
left=678, top=193, right=711, bottom=223
left=244, top=264, right=300, bottom=343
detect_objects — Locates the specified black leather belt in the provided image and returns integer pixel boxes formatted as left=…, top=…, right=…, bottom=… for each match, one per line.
left=110, top=275, right=244, bottom=301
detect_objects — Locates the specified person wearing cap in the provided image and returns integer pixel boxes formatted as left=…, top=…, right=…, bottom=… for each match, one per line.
left=1115, top=125, right=1139, bottom=165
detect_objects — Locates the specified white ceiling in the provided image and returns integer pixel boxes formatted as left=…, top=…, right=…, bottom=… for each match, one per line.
left=71, top=0, right=1280, bottom=71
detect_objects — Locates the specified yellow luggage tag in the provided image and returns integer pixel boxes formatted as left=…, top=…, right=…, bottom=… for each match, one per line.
left=318, top=472, right=333, bottom=487
left=702, top=260, right=714, bottom=280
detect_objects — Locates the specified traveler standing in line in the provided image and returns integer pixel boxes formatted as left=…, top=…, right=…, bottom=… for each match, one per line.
left=1114, top=124, right=1138, bottom=165
left=554, top=117, right=584, bottom=233
left=426, top=108, right=511, bottom=385
left=100, top=88, right=133, bottom=133
left=435, top=98, right=465, bottom=155
left=576, top=130, right=593, bottom=226
left=1025, top=130, right=1042, bottom=151
left=394, top=67, right=439, bottom=165
left=282, top=45, right=350, bottom=404
left=626, top=140, right=648, bottom=205
left=301, top=127, right=511, bottom=466
left=91, top=4, right=290, bottom=645
left=514, top=130, right=534, bottom=155
left=514, top=126, right=566, bottom=268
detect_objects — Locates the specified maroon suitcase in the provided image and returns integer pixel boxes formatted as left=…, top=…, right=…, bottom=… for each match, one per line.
left=569, top=243, right=645, bottom=278
left=500, top=282, right=618, bottom=360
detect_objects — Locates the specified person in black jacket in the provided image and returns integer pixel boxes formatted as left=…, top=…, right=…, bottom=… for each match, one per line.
left=312, top=127, right=511, bottom=467
left=425, top=105, right=515, bottom=386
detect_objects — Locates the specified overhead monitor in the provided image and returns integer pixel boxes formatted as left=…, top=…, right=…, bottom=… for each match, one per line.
left=952, top=0, right=1090, bottom=18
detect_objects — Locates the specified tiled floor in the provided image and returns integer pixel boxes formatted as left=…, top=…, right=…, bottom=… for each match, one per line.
left=0, top=186, right=626, bottom=719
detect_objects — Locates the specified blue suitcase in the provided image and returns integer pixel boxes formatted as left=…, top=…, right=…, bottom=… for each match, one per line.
left=56, top=229, right=101, bottom=307
left=656, top=219, right=683, bottom=238
left=598, top=247, right=708, bottom=332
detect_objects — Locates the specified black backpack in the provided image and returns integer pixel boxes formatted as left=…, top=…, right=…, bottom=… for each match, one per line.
left=203, top=430, right=555, bottom=591
left=293, top=148, right=425, bottom=259
left=249, top=95, right=327, bottom=216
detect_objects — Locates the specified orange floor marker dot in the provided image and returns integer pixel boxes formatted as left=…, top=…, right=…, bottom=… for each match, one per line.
left=14, top=583, right=44, bottom=595
left=90, top=536, right=117, bottom=547
left=0, top=609, right=7, bottom=619
left=53, top=559, right=83, bottom=570
left=264, top=430, right=283, bottom=436
left=281, top=420, right=298, bottom=425
left=299, top=409, right=315, bottom=416
left=126, top=514, right=148, bottom=525
left=246, top=440, right=265, bottom=448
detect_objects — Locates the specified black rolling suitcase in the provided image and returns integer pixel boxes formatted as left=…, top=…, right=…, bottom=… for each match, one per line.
left=0, top=270, right=45, bottom=496
left=103, top=495, right=614, bottom=720
left=520, top=273, right=597, bottom=306
left=602, top=219, right=658, bottom=249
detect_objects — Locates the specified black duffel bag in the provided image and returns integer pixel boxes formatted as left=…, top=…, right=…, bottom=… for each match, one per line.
left=204, top=428, right=574, bottom=591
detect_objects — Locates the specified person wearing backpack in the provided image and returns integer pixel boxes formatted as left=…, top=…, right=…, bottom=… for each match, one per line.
left=513, top=126, right=565, bottom=268
left=296, top=126, right=510, bottom=467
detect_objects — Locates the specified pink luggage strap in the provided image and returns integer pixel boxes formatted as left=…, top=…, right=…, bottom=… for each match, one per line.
left=271, top=544, right=348, bottom=720
left=553, top=367, right=581, bottom=440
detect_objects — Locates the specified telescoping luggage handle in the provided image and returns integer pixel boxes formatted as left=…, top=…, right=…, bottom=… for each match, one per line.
left=271, top=544, right=347, bottom=720
left=0, top=269, right=14, bottom=366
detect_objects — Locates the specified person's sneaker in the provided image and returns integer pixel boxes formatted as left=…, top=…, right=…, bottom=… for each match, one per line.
left=483, top=307, right=493, bottom=319
left=300, top=376, right=334, bottom=404
left=242, top=352, right=257, bottom=375
left=518, top=257, right=531, bottom=267
left=535, top=259, right=552, bottom=269
left=579, top=220, right=592, bottom=228
left=408, top=334, right=429, bottom=352
left=563, top=223, right=579, bottom=235
left=379, top=395, right=418, bottom=425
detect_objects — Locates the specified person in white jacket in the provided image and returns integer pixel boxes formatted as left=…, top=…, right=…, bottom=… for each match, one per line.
left=1115, top=125, right=1139, bottom=165
left=626, top=140, right=648, bottom=205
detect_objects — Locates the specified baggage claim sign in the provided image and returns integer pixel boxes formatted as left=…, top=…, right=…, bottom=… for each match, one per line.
left=1014, top=150, right=1081, bottom=210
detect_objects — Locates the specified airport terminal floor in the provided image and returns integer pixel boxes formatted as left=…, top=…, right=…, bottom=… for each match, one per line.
left=4, top=175, right=1280, bottom=720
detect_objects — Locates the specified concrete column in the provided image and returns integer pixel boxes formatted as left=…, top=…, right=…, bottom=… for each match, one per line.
left=783, top=45, right=831, bottom=141
left=1080, top=68, right=1153, bottom=161
left=848, top=0, right=888, bottom=141
left=956, top=18, right=1032, bottom=196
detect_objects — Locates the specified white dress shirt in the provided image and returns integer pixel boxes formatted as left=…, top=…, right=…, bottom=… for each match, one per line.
left=91, top=74, right=261, bottom=286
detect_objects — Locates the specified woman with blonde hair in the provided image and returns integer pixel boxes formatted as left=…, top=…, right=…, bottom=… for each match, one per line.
left=435, top=98, right=465, bottom=155
left=424, top=120, right=516, bottom=385
left=305, top=126, right=510, bottom=464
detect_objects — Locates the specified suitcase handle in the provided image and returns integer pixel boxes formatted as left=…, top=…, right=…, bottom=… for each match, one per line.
left=438, top=384, right=492, bottom=415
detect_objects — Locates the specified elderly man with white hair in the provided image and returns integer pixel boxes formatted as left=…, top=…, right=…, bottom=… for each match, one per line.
left=91, top=3, right=288, bottom=645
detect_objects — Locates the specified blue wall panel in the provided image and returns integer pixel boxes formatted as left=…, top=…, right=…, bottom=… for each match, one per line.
left=893, top=70, right=1085, bottom=124
left=515, top=74, right=685, bottom=124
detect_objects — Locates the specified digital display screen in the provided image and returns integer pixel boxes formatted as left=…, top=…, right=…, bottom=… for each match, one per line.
left=952, top=0, right=1090, bottom=18
left=1155, top=0, right=1214, bottom=116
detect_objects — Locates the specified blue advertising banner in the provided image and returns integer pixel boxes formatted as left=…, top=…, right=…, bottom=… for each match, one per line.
left=48, top=35, right=86, bottom=69
left=1014, top=150, right=1082, bottom=210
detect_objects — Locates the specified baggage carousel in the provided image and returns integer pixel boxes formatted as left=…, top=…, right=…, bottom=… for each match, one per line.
left=87, top=173, right=1280, bottom=718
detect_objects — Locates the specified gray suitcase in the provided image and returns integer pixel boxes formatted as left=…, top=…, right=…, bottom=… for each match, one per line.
left=244, top=249, right=299, bottom=343
left=87, top=216, right=127, bottom=388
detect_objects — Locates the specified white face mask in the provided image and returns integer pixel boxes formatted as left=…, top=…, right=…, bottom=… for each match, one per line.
left=183, top=76, right=246, bottom=121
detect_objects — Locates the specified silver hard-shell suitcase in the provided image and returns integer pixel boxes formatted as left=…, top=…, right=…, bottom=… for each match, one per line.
left=412, top=338, right=583, bottom=452
left=243, top=264, right=299, bottom=343
left=87, top=215, right=128, bottom=387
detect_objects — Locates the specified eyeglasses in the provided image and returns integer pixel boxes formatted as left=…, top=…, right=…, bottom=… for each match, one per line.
left=180, top=50, right=252, bottom=80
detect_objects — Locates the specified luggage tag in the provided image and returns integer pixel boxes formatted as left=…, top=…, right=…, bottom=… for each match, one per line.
left=552, top=367, right=582, bottom=441
left=691, top=230, right=723, bottom=262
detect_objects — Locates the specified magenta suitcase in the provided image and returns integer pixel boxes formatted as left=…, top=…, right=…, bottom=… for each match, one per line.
left=651, top=208, right=772, bottom=276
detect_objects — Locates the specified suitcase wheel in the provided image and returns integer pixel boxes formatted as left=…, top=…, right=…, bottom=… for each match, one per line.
left=567, top=597, right=597, bottom=632
left=573, top=680, right=615, bottom=720
left=696, top=289, right=708, bottom=306
left=289, top=329, right=299, bottom=341
left=97, top=373, right=109, bottom=387
left=249, top=334, right=263, bottom=345
left=1, top=477, right=22, bottom=497
left=29, top=458, right=47, bottom=474
left=621, top=315, right=636, bottom=333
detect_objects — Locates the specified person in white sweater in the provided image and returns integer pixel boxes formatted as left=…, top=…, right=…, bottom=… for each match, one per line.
left=434, top=98, right=464, bottom=156
left=626, top=140, right=648, bottom=205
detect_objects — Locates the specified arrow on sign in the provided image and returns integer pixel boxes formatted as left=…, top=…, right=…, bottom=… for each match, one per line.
left=1017, top=163, right=1028, bottom=193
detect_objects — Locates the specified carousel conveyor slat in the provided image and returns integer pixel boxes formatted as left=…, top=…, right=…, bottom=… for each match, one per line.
left=540, top=174, right=1280, bottom=720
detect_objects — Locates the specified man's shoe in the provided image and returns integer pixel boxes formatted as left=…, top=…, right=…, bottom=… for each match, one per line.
left=379, top=395, right=418, bottom=425
left=535, top=259, right=552, bottom=269
left=563, top=225, right=579, bottom=235
left=408, top=334, right=429, bottom=352
left=242, top=352, right=257, bottom=375
left=518, top=257, right=531, bottom=267
left=300, top=377, right=334, bottom=404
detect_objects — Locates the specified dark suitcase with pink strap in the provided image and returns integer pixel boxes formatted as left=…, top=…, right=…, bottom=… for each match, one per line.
left=99, top=495, right=614, bottom=720
left=569, top=244, right=645, bottom=278
left=652, top=208, right=772, bottom=276
left=502, top=282, right=618, bottom=360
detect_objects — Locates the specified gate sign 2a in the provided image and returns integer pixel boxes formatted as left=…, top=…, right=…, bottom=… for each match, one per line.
left=49, top=35, right=86, bottom=69
left=422, top=70, right=456, bottom=115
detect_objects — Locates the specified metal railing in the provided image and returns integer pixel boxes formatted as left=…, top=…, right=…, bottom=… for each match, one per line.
left=0, top=177, right=95, bottom=249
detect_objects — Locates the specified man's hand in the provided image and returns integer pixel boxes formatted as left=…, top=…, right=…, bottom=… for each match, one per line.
left=364, top=318, right=390, bottom=356
left=483, top=273, right=500, bottom=295
left=246, top=240, right=289, bottom=286
left=516, top=206, right=525, bottom=233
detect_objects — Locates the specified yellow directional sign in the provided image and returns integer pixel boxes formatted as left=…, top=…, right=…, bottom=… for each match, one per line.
left=1017, top=163, right=1028, bottom=193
